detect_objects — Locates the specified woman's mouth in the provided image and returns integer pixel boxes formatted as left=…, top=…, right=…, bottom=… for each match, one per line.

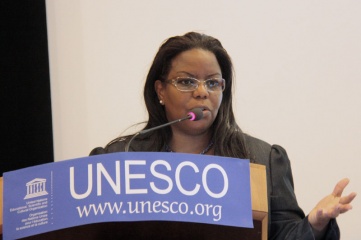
left=200, top=108, right=210, bottom=117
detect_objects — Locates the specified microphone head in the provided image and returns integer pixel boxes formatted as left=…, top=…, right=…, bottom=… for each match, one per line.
left=188, top=108, right=203, bottom=121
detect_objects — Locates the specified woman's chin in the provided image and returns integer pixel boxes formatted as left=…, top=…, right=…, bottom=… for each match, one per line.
left=185, top=121, right=212, bottom=135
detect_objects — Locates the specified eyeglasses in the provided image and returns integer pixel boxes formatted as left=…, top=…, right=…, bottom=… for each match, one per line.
left=164, top=77, right=225, bottom=92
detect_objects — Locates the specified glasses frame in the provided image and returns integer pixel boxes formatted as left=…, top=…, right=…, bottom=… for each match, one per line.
left=164, top=77, right=226, bottom=92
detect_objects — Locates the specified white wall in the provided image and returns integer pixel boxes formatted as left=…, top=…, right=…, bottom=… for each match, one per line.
left=46, top=1, right=360, bottom=238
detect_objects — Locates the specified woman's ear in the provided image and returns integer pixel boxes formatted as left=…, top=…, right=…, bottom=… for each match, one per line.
left=154, top=80, right=165, bottom=102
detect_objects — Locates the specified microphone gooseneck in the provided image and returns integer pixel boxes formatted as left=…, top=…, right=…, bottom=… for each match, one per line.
left=124, top=108, right=204, bottom=152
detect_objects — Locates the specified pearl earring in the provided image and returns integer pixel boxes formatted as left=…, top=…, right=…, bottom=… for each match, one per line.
left=159, top=100, right=164, bottom=105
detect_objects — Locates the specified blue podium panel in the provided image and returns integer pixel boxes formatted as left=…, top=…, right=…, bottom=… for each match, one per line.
left=3, top=152, right=252, bottom=240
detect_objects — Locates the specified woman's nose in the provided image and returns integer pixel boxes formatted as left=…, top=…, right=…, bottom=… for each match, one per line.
left=193, top=82, right=209, bottom=98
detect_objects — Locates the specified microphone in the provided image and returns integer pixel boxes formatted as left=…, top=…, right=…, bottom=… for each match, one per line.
left=125, top=108, right=203, bottom=152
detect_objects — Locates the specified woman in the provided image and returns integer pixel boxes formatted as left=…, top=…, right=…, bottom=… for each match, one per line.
left=91, top=32, right=356, bottom=239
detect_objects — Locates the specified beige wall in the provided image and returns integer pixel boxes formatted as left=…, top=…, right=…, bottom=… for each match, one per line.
left=46, top=1, right=361, bottom=238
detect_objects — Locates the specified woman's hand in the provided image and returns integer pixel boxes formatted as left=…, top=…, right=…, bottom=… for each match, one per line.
left=308, top=178, right=357, bottom=237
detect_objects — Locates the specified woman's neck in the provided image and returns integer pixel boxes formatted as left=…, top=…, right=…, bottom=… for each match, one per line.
left=168, top=131, right=213, bottom=155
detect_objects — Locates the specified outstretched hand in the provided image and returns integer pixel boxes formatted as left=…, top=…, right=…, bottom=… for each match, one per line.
left=308, top=178, right=357, bottom=234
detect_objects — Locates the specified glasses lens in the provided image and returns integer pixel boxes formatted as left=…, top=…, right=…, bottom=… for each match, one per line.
left=205, top=79, right=225, bottom=91
left=175, top=78, right=197, bottom=91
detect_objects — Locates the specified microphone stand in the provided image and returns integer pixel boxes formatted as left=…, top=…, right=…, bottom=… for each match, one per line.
left=124, top=115, right=193, bottom=152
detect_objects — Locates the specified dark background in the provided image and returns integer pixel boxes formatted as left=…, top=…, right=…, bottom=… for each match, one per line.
left=0, top=0, right=54, bottom=176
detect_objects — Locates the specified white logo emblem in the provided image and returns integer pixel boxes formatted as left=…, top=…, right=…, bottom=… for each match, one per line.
left=24, top=178, right=49, bottom=199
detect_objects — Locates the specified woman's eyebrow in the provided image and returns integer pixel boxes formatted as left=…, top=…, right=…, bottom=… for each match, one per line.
left=206, top=73, right=222, bottom=78
left=175, top=71, right=195, bottom=77
left=175, top=71, right=222, bottom=78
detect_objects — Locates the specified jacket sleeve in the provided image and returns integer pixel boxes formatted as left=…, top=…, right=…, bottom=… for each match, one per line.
left=269, top=145, right=340, bottom=240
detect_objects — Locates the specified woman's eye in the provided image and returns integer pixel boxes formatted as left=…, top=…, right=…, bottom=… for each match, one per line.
left=207, top=80, right=219, bottom=88
left=178, top=78, right=195, bottom=86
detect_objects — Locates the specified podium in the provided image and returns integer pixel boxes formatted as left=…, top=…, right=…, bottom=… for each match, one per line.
left=0, top=163, right=268, bottom=240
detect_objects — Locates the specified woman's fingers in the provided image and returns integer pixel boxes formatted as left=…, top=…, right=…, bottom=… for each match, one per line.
left=332, top=178, right=350, bottom=197
left=339, top=192, right=357, bottom=204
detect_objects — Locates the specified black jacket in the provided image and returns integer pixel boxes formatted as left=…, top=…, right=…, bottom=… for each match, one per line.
left=90, top=134, right=339, bottom=240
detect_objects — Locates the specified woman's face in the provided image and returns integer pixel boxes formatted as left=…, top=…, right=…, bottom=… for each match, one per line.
left=155, top=48, right=223, bottom=136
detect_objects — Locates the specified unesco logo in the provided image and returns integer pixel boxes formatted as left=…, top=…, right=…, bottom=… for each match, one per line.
left=24, top=178, right=49, bottom=199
